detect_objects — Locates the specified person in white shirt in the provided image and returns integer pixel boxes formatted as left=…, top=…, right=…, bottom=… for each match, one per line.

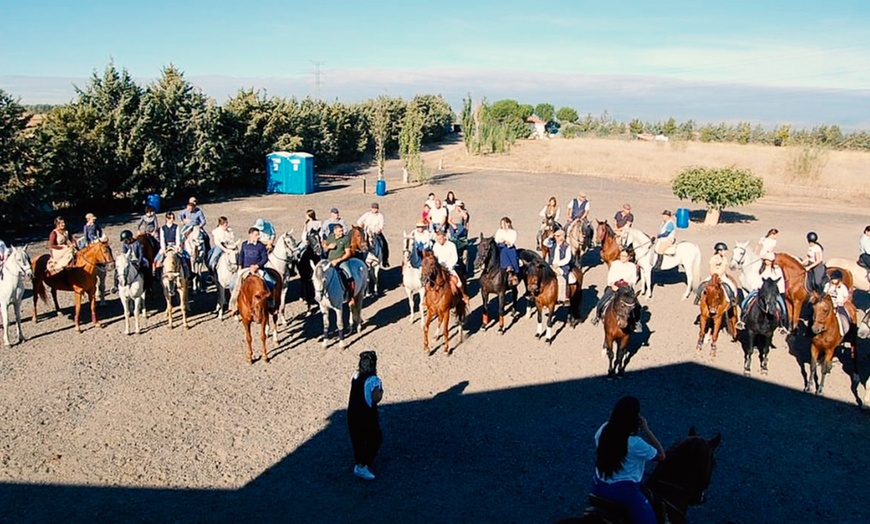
left=591, top=249, right=641, bottom=331
left=321, top=208, right=347, bottom=240
left=858, top=226, right=870, bottom=282
left=737, top=252, right=788, bottom=331
left=537, top=196, right=561, bottom=249
left=357, top=202, right=389, bottom=267
left=412, top=222, right=434, bottom=256
left=755, top=228, right=778, bottom=260
left=495, top=216, right=520, bottom=287
left=303, top=209, right=322, bottom=238
left=545, top=229, right=572, bottom=301
left=823, top=270, right=850, bottom=313
left=428, top=199, right=449, bottom=233
left=432, top=229, right=470, bottom=304
left=800, top=231, right=826, bottom=292
left=208, top=216, right=236, bottom=270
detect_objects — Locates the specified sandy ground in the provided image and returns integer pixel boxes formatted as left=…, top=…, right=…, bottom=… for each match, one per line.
left=1, top=151, right=869, bottom=523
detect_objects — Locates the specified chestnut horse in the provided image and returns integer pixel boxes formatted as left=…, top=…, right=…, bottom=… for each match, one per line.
left=775, top=253, right=850, bottom=334
left=421, top=249, right=466, bottom=355
left=594, top=220, right=621, bottom=268
left=577, top=427, right=722, bottom=524
left=524, top=260, right=583, bottom=344
left=32, top=240, right=114, bottom=332
left=238, top=268, right=284, bottom=364
left=697, top=274, right=738, bottom=358
left=134, top=232, right=158, bottom=297
left=806, top=292, right=857, bottom=396
left=601, top=284, right=640, bottom=379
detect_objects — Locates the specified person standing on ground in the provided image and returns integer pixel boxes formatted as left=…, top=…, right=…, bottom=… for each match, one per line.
left=348, top=350, right=383, bottom=481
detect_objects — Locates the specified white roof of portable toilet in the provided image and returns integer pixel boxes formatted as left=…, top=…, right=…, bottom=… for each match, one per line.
left=269, top=151, right=312, bottom=158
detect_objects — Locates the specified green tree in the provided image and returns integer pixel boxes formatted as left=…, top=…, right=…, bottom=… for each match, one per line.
left=534, top=103, right=555, bottom=122
left=370, top=95, right=391, bottom=180
left=629, top=118, right=644, bottom=135
left=556, top=107, right=579, bottom=124
left=0, top=89, right=46, bottom=226
left=663, top=117, right=677, bottom=136
left=672, top=166, right=765, bottom=225
left=399, top=102, right=426, bottom=183
left=410, top=94, right=454, bottom=143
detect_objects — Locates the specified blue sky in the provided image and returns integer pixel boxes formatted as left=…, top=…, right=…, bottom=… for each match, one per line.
left=2, top=1, right=869, bottom=128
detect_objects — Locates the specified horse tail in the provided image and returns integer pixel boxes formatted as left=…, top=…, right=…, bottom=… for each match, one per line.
left=35, top=274, right=47, bottom=303
left=691, top=246, right=702, bottom=289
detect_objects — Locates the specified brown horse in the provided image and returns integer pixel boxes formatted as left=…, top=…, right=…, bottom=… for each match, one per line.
left=134, top=233, right=158, bottom=297
left=806, top=292, right=857, bottom=396
left=774, top=253, right=810, bottom=333
left=238, top=268, right=284, bottom=364
left=697, top=274, right=738, bottom=358
left=524, top=261, right=583, bottom=344
left=349, top=225, right=369, bottom=257
left=602, top=284, right=640, bottom=379
left=32, top=240, right=114, bottom=332
left=421, top=249, right=466, bottom=355
left=594, top=220, right=621, bottom=267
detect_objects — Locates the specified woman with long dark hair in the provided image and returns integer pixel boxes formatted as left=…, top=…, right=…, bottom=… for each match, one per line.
left=348, top=350, right=384, bottom=480
left=592, top=396, right=665, bottom=524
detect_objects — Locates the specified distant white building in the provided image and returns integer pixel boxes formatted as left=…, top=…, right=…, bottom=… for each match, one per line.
left=526, top=115, right=547, bottom=139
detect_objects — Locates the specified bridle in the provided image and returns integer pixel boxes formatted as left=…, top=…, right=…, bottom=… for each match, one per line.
left=77, top=242, right=113, bottom=270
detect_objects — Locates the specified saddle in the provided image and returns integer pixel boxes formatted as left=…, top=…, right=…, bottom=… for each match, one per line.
left=584, top=494, right=631, bottom=523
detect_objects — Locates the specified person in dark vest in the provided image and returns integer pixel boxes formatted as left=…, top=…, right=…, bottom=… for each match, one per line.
left=156, top=211, right=190, bottom=279
left=227, top=227, right=272, bottom=316
left=348, top=350, right=383, bottom=481
left=567, top=191, right=593, bottom=244
left=83, top=212, right=109, bottom=302
left=545, top=229, right=573, bottom=301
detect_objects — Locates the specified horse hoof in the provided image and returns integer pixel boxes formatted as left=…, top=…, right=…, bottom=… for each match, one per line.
left=535, top=333, right=542, bottom=339
left=743, top=369, right=751, bottom=376
left=761, top=368, right=769, bottom=376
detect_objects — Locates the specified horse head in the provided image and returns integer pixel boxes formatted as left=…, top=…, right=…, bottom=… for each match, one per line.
left=729, top=241, right=750, bottom=271
left=474, top=235, right=494, bottom=272
left=757, top=277, right=780, bottom=315
left=420, top=250, right=440, bottom=286
left=350, top=226, right=369, bottom=254
left=525, top=263, right=542, bottom=296
left=613, top=286, right=637, bottom=329
left=649, top=427, right=722, bottom=515
left=306, top=230, right=323, bottom=258
left=7, top=245, right=33, bottom=280
left=594, top=220, right=610, bottom=245
left=811, top=292, right=833, bottom=334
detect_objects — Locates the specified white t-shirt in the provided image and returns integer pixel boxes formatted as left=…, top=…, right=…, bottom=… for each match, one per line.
left=428, top=206, right=448, bottom=228
left=806, top=244, right=823, bottom=264
left=352, top=372, right=383, bottom=407
left=495, top=228, right=517, bottom=246
left=594, top=422, right=658, bottom=484
left=357, top=211, right=385, bottom=233
left=607, top=260, right=638, bottom=286
left=758, top=237, right=777, bottom=259
left=432, top=240, right=458, bottom=269
left=212, top=226, right=235, bottom=250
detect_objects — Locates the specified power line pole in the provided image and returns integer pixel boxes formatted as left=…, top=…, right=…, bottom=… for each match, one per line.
left=311, top=61, right=324, bottom=99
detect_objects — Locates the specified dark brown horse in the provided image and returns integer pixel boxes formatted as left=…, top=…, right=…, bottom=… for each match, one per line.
left=238, top=268, right=284, bottom=364
left=421, top=249, right=466, bottom=355
left=601, top=284, right=640, bottom=379
left=32, top=240, right=114, bottom=332
left=594, top=220, right=621, bottom=268
left=524, top=261, right=583, bottom=344
left=806, top=291, right=857, bottom=396
left=697, top=274, right=738, bottom=358
left=134, top=233, right=158, bottom=297
left=572, top=427, right=722, bottom=524
left=475, top=235, right=519, bottom=333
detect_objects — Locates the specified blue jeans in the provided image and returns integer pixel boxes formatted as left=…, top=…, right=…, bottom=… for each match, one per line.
left=591, top=477, right=656, bottom=524
left=207, top=247, right=223, bottom=271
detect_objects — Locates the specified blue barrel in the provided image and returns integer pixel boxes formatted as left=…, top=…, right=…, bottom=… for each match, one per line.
left=146, top=193, right=161, bottom=212
left=676, top=208, right=690, bottom=229
left=375, top=179, right=387, bottom=196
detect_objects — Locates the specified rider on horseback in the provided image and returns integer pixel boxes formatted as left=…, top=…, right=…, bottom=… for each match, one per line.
left=208, top=216, right=236, bottom=271
left=736, top=252, right=788, bottom=331
left=412, top=222, right=434, bottom=261
left=156, top=211, right=191, bottom=279
left=613, top=204, right=634, bottom=248
left=47, top=216, right=76, bottom=276
left=652, top=210, right=676, bottom=271
left=321, top=208, right=346, bottom=244
left=114, top=230, right=146, bottom=290
left=252, top=218, right=276, bottom=252
left=591, top=249, right=642, bottom=332
left=324, top=223, right=355, bottom=300
left=227, top=227, right=273, bottom=315
left=823, top=270, right=851, bottom=319
left=695, top=243, right=740, bottom=304
left=357, top=202, right=390, bottom=268
left=495, top=217, right=521, bottom=287
left=179, top=197, right=210, bottom=254
left=82, top=212, right=110, bottom=302
left=544, top=229, right=572, bottom=302
left=537, top=196, right=561, bottom=248
left=858, top=225, right=870, bottom=283
left=800, top=231, right=826, bottom=292
left=432, top=229, right=471, bottom=305
left=567, top=191, right=593, bottom=246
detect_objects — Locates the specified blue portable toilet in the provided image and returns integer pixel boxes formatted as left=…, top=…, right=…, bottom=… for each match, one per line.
left=266, top=152, right=315, bottom=194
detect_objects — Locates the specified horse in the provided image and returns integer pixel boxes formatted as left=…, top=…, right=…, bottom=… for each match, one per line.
left=774, top=253, right=810, bottom=333
left=347, top=225, right=383, bottom=297
left=115, top=249, right=147, bottom=335
left=624, top=229, right=700, bottom=300
left=1, top=245, right=32, bottom=346
left=238, top=268, right=283, bottom=364
left=728, top=241, right=763, bottom=292
left=311, top=258, right=368, bottom=349
left=294, top=230, right=322, bottom=308
left=161, top=247, right=189, bottom=329
left=524, top=260, right=583, bottom=344
left=134, top=232, right=159, bottom=298
left=32, top=239, right=114, bottom=332
left=827, top=258, right=867, bottom=292
left=183, top=225, right=207, bottom=294
left=266, top=230, right=302, bottom=325
left=742, top=277, right=782, bottom=375
left=601, top=284, right=640, bottom=379
left=213, top=242, right=240, bottom=320
left=566, top=219, right=591, bottom=267
left=806, top=291, right=857, bottom=396
left=576, top=427, right=722, bottom=524
left=594, top=220, right=621, bottom=268
left=401, top=233, right=426, bottom=326
left=696, top=273, right=738, bottom=358
left=475, top=234, right=519, bottom=333
left=421, top=249, right=467, bottom=355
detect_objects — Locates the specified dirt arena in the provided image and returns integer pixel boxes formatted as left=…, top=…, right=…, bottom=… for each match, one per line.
left=1, top=154, right=869, bottom=523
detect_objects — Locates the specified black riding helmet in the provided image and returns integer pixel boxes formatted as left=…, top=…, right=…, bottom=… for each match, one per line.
left=830, top=269, right=843, bottom=281
left=806, top=231, right=818, bottom=243
left=120, top=229, right=134, bottom=242
left=714, top=242, right=728, bottom=252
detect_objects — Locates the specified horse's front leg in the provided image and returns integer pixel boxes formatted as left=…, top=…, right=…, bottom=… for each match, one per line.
left=759, top=335, right=771, bottom=375
left=405, top=289, right=415, bottom=324
left=243, top=320, right=254, bottom=364
left=545, top=305, right=556, bottom=344
left=423, top=308, right=434, bottom=353
left=481, top=291, right=490, bottom=330
left=743, top=331, right=754, bottom=375
left=1, top=309, right=10, bottom=346
left=278, top=283, right=289, bottom=326
left=605, top=339, right=616, bottom=378
left=442, top=312, right=451, bottom=354
left=710, top=313, right=723, bottom=358
left=697, top=312, right=708, bottom=352
left=418, top=289, right=426, bottom=327
left=535, top=304, right=544, bottom=339
left=817, top=348, right=837, bottom=396
left=616, top=338, right=628, bottom=377
left=179, top=287, right=189, bottom=329
left=497, top=292, right=505, bottom=334
left=122, top=296, right=131, bottom=335
left=73, top=291, right=83, bottom=333
left=13, top=299, right=24, bottom=344
left=260, top=317, right=270, bottom=363
left=319, top=304, right=330, bottom=348
left=337, top=305, right=347, bottom=349
left=51, top=288, right=61, bottom=315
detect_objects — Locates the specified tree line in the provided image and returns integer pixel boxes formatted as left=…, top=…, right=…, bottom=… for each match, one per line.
left=0, top=64, right=454, bottom=231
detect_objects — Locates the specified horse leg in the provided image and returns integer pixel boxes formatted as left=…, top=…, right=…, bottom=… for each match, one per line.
left=616, top=338, right=628, bottom=377
left=133, top=296, right=142, bottom=335
left=260, top=317, right=270, bottom=364
left=545, top=305, right=556, bottom=344
left=697, top=312, right=708, bottom=352
left=13, top=298, right=24, bottom=344
left=320, top=304, right=330, bottom=348
left=406, top=289, right=415, bottom=324
left=710, top=313, right=723, bottom=358
left=806, top=344, right=819, bottom=393
left=166, top=291, right=173, bottom=329
left=759, top=335, right=771, bottom=375
left=744, top=331, right=754, bottom=375
left=180, top=286, right=189, bottom=329
left=122, top=295, right=131, bottom=335
left=1, top=307, right=9, bottom=346
left=481, top=291, right=490, bottom=330
left=73, top=291, right=83, bottom=333
left=817, top=347, right=837, bottom=396
left=418, top=289, right=426, bottom=327
left=535, top=305, right=544, bottom=338
left=442, top=313, right=451, bottom=354
left=51, top=288, right=60, bottom=316
left=337, top=305, right=347, bottom=349
left=243, top=319, right=254, bottom=364
left=497, top=292, right=505, bottom=334
left=605, top=339, right=616, bottom=379
left=423, top=309, right=434, bottom=353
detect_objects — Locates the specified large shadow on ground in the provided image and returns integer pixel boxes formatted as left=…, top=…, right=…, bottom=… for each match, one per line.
left=2, top=363, right=869, bottom=523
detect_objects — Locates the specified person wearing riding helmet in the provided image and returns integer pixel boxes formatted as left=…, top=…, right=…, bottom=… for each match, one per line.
left=694, top=243, right=740, bottom=312
left=823, top=269, right=851, bottom=319
left=591, top=248, right=642, bottom=332
left=114, top=229, right=146, bottom=291
left=736, top=252, right=788, bottom=332
left=591, top=395, right=666, bottom=524
left=800, top=232, right=826, bottom=292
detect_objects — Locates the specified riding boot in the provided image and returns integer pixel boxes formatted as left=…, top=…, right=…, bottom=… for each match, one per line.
left=380, top=234, right=390, bottom=268
left=693, top=282, right=705, bottom=305
left=653, top=254, right=663, bottom=272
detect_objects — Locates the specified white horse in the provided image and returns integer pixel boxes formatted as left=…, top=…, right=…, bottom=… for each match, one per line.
left=1, top=245, right=32, bottom=346
left=827, top=257, right=870, bottom=292
left=162, top=247, right=189, bottom=329
left=115, top=249, right=147, bottom=335
left=214, top=242, right=240, bottom=320
left=266, top=230, right=302, bottom=325
left=311, top=258, right=368, bottom=348
left=625, top=229, right=701, bottom=299
left=401, top=232, right=426, bottom=326
left=728, top=241, right=764, bottom=292
left=183, top=225, right=207, bottom=294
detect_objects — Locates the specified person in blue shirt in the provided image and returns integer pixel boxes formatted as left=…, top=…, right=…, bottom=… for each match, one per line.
left=653, top=210, right=676, bottom=271
left=227, top=228, right=274, bottom=315
left=179, top=196, right=211, bottom=254
left=82, top=212, right=109, bottom=302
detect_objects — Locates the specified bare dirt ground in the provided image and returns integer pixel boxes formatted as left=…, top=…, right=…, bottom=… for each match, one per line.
left=2, top=140, right=869, bottom=523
